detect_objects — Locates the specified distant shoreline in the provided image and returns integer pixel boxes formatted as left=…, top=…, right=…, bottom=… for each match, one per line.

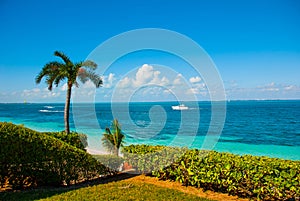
left=1, top=99, right=300, bottom=104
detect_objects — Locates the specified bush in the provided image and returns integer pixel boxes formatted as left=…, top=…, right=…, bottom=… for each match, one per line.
left=0, top=122, right=108, bottom=190
left=93, top=155, right=124, bottom=173
left=123, top=144, right=187, bottom=173
left=123, top=144, right=300, bottom=200
left=42, top=131, right=88, bottom=150
left=78, top=133, right=88, bottom=148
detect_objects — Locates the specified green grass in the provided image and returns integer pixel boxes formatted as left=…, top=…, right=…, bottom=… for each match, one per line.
left=0, top=180, right=215, bottom=201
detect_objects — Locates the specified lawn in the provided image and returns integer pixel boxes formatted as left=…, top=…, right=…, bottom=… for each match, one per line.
left=0, top=175, right=215, bottom=201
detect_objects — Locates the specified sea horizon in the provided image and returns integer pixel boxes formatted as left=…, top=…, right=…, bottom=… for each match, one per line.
left=1, top=98, right=300, bottom=104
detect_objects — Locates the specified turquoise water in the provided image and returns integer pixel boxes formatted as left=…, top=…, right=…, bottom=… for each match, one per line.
left=0, top=100, right=299, bottom=160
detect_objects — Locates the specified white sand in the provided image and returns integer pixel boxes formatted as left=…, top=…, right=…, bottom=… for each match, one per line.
left=85, top=147, right=108, bottom=155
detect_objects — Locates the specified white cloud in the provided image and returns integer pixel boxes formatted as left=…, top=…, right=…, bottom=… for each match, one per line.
left=20, top=87, right=62, bottom=101
left=22, top=88, right=41, bottom=97
left=264, top=88, right=279, bottom=92
left=134, top=64, right=154, bottom=86
left=103, top=73, right=116, bottom=88
left=194, top=83, right=206, bottom=89
left=3, top=63, right=299, bottom=103
left=187, top=88, right=199, bottom=95
left=185, top=78, right=207, bottom=96
left=82, top=80, right=96, bottom=89
left=129, top=64, right=170, bottom=87
left=117, top=64, right=170, bottom=90
left=163, top=89, right=172, bottom=94
left=189, top=76, right=201, bottom=83
left=110, top=64, right=211, bottom=101
left=173, top=74, right=183, bottom=85
left=187, top=87, right=208, bottom=96
left=108, top=73, right=115, bottom=83
left=259, top=82, right=280, bottom=92
left=111, top=64, right=182, bottom=101
left=224, top=81, right=300, bottom=100
left=118, top=77, right=131, bottom=88
left=141, top=86, right=163, bottom=96
left=269, top=82, right=275, bottom=87
left=284, top=85, right=299, bottom=91
left=160, top=76, right=169, bottom=86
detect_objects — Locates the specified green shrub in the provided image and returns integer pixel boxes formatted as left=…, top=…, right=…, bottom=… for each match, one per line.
left=78, top=133, right=88, bottom=148
left=0, top=122, right=88, bottom=150
left=0, top=122, right=109, bottom=190
left=42, top=131, right=88, bottom=150
left=123, top=144, right=300, bottom=200
left=93, top=155, right=124, bottom=173
left=124, top=144, right=165, bottom=154
left=123, top=144, right=187, bottom=173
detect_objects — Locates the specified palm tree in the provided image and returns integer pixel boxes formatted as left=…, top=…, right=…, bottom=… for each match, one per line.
left=36, top=51, right=102, bottom=134
left=102, top=119, right=125, bottom=156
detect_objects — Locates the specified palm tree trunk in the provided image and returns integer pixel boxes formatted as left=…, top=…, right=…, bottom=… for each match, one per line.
left=64, top=83, right=72, bottom=134
left=114, top=147, right=119, bottom=156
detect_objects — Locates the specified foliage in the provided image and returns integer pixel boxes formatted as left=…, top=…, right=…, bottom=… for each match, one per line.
left=78, top=133, right=88, bottom=148
left=124, top=144, right=165, bottom=154
left=42, top=131, right=88, bottom=150
left=0, top=122, right=109, bottom=190
left=101, top=119, right=125, bottom=156
left=35, top=51, right=102, bottom=133
left=123, top=144, right=300, bottom=200
left=123, top=144, right=187, bottom=173
left=93, top=155, right=124, bottom=173
left=0, top=122, right=87, bottom=150
left=0, top=179, right=215, bottom=201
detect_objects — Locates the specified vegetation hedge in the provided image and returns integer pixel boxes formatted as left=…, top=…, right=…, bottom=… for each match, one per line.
left=42, top=131, right=88, bottom=150
left=0, top=123, right=88, bottom=150
left=0, top=122, right=108, bottom=190
left=123, top=144, right=300, bottom=200
left=93, top=155, right=124, bottom=173
left=123, top=144, right=187, bottom=173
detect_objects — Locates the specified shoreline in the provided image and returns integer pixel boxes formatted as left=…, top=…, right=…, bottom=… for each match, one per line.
left=85, top=147, right=108, bottom=155
left=1, top=119, right=300, bottom=161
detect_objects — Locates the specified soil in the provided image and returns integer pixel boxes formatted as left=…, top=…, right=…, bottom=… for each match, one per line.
left=1, top=173, right=249, bottom=201
left=125, top=174, right=249, bottom=201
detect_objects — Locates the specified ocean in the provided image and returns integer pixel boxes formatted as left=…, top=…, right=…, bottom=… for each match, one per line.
left=0, top=100, right=299, bottom=160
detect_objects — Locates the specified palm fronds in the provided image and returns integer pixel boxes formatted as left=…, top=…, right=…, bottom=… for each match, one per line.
left=102, top=119, right=125, bottom=156
left=36, top=51, right=103, bottom=133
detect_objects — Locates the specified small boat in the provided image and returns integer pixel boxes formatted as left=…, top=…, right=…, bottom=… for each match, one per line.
left=172, top=104, right=188, bottom=110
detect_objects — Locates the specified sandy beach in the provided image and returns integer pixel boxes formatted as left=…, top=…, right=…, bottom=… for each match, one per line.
left=85, top=147, right=108, bottom=155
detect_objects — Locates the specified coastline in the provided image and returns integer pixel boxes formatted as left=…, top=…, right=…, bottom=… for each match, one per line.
left=1, top=100, right=299, bottom=161
left=1, top=117, right=300, bottom=161
left=85, top=147, right=108, bottom=155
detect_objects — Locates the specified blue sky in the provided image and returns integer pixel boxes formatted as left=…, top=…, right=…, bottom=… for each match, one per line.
left=0, top=0, right=299, bottom=102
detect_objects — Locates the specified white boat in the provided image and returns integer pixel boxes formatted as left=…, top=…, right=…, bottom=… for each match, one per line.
left=172, top=104, right=188, bottom=110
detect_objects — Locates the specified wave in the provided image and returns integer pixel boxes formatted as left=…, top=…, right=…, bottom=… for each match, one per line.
left=44, top=106, right=54, bottom=109
left=39, top=110, right=63, bottom=113
left=188, top=107, right=201, bottom=110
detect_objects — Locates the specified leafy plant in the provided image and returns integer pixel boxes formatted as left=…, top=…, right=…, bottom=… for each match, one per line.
left=123, top=144, right=300, bottom=200
left=93, top=155, right=124, bottom=173
left=0, top=122, right=109, bottom=190
left=123, top=144, right=187, bottom=173
left=102, top=119, right=125, bottom=156
left=42, top=131, right=88, bottom=150
left=35, top=51, right=102, bottom=134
